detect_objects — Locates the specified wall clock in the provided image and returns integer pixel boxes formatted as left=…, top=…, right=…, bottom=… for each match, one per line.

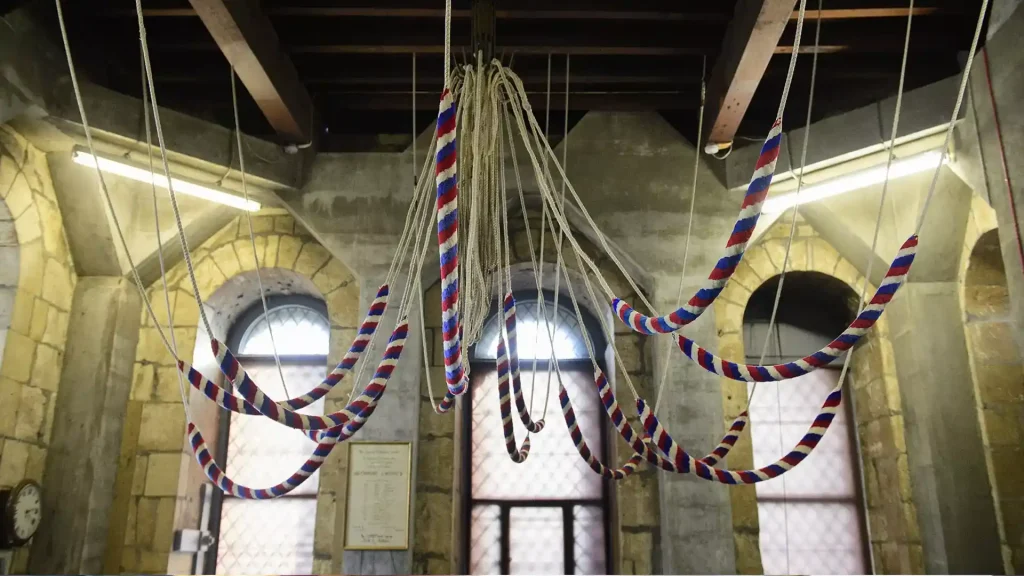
left=0, top=480, right=42, bottom=548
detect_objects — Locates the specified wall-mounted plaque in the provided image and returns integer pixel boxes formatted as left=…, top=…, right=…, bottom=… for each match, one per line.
left=344, top=442, right=413, bottom=550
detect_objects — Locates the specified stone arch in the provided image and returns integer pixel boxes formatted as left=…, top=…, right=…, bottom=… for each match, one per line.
left=0, top=125, right=77, bottom=573
left=412, top=209, right=661, bottom=575
left=108, top=212, right=359, bottom=573
left=0, top=189, right=16, bottom=376
left=715, top=214, right=922, bottom=574
left=961, top=216, right=1024, bottom=573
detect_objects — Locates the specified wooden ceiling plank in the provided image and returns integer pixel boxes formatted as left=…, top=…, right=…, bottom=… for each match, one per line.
left=704, top=0, right=798, bottom=146
left=121, top=7, right=729, bottom=21
left=792, top=7, right=940, bottom=19
left=187, top=0, right=313, bottom=142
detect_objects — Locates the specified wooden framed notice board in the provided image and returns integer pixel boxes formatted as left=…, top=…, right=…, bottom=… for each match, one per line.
left=343, top=441, right=413, bottom=550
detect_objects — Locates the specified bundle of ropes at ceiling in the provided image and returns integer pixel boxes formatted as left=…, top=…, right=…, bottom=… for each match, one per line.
left=51, top=0, right=989, bottom=499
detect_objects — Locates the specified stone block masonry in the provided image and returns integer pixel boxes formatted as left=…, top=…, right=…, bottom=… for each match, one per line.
left=106, top=212, right=360, bottom=574
left=0, top=125, right=77, bottom=574
left=718, top=214, right=924, bottom=574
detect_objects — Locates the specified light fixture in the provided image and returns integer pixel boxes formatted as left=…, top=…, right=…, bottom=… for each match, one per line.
left=761, top=150, right=945, bottom=214
left=72, top=148, right=261, bottom=212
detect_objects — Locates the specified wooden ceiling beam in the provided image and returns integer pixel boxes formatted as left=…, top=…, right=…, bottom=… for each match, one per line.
left=704, top=0, right=797, bottom=147
left=791, top=7, right=940, bottom=20
left=320, top=91, right=701, bottom=111
left=187, top=0, right=314, bottom=143
left=152, top=41, right=936, bottom=56
left=116, top=7, right=729, bottom=21
left=122, top=7, right=942, bottom=21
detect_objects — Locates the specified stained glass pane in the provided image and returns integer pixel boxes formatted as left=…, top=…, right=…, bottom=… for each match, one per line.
left=216, top=498, right=315, bottom=574
left=239, top=304, right=330, bottom=356
left=573, top=505, right=606, bottom=575
left=470, top=505, right=501, bottom=575
left=509, top=508, right=563, bottom=574
left=470, top=369, right=602, bottom=500
left=475, top=300, right=589, bottom=360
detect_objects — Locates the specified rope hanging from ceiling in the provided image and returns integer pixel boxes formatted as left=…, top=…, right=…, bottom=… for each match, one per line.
left=50, top=0, right=991, bottom=499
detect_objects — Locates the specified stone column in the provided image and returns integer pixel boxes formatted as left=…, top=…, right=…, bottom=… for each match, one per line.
left=336, top=274, right=423, bottom=575
left=962, top=1, right=1024, bottom=360
left=886, top=282, right=1003, bottom=573
left=652, top=277, right=737, bottom=575
left=28, top=277, right=142, bottom=573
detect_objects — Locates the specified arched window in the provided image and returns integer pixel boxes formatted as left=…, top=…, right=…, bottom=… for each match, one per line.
left=464, top=294, right=610, bottom=575
left=210, top=296, right=329, bottom=575
left=743, top=272, right=870, bottom=575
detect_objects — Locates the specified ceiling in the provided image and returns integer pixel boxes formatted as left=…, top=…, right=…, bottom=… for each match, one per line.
left=43, top=0, right=988, bottom=152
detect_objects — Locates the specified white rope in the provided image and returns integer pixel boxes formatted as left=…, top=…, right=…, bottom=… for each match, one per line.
left=527, top=55, right=555, bottom=413
left=539, top=54, right=571, bottom=419
left=443, top=0, right=452, bottom=88
left=746, top=0, right=825, bottom=408
left=231, top=69, right=291, bottom=399
left=491, top=64, right=641, bottom=400
left=134, top=0, right=217, bottom=340
left=56, top=0, right=193, bottom=421
left=142, top=48, right=192, bottom=423
left=914, top=0, right=988, bottom=233
left=540, top=194, right=643, bottom=402
left=413, top=52, right=417, bottom=187
left=502, top=0, right=810, bottom=321
left=654, top=55, right=706, bottom=413
left=836, top=0, right=982, bottom=393
left=778, top=0, right=809, bottom=119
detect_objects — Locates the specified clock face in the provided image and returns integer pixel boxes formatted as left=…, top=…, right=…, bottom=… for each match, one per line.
left=11, top=482, right=41, bottom=543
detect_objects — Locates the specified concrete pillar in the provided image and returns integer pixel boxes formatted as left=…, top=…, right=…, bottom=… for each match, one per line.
left=652, top=278, right=737, bottom=574
left=28, top=277, right=142, bottom=573
left=887, top=282, right=1003, bottom=573
left=339, top=274, right=423, bottom=575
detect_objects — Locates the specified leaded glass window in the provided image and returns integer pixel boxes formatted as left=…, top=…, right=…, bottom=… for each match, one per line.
left=475, top=300, right=589, bottom=360
left=466, top=296, right=609, bottom=575
left=744, top=273, right=870, bottom=575
left=211, top=298, right=328, bottom=575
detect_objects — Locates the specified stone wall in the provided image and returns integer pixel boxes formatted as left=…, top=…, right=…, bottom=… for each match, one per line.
left=105, top=212, right=360, bottom=573
left=411, top=213, right=661, bottom=574
left=961, top=195, right=1024, bottom=573
left=716, top=213, right=923, bottom=574
left=0, top=125, right=77, bottom=573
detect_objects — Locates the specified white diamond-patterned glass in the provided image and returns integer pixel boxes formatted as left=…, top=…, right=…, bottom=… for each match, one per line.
left=238, top=304, right=330, bottom=356
left=217, top=302, right=328, bottom=576
left=470, top=369, right=602, bottom=500
left=216, top=498, right=315, bottom=574
left=745, top=338, right=867, bottom=575
left=225, top=363, right=326, bottom=497
left=573, top=505, right=606, bottom=575
left=509, top=508, right=564, bottom=574
left=475, top=300, right=589, bottom=360
left=469, top=505, right=502, bottom=575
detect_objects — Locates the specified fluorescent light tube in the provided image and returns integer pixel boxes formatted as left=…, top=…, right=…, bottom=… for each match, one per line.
left=762, top=150, right=945, bottom=214
left=72, top=149, right=261, bottom=212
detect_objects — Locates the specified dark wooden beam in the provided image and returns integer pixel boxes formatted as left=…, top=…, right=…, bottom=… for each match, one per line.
left=288, top=44, right=709, bottom=56
left=116, top=7, right=730, bottom=21
left=321, top=91, right=700, bottom=111
left=152, top=40, right=941, bottom=56
left=188, top=0, right=313, bottom=143
left=704, top=0, right=797, bottom=146
left=792, top=7, right=940, bottom=20
left=122, top=6, right=943, bottom=21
